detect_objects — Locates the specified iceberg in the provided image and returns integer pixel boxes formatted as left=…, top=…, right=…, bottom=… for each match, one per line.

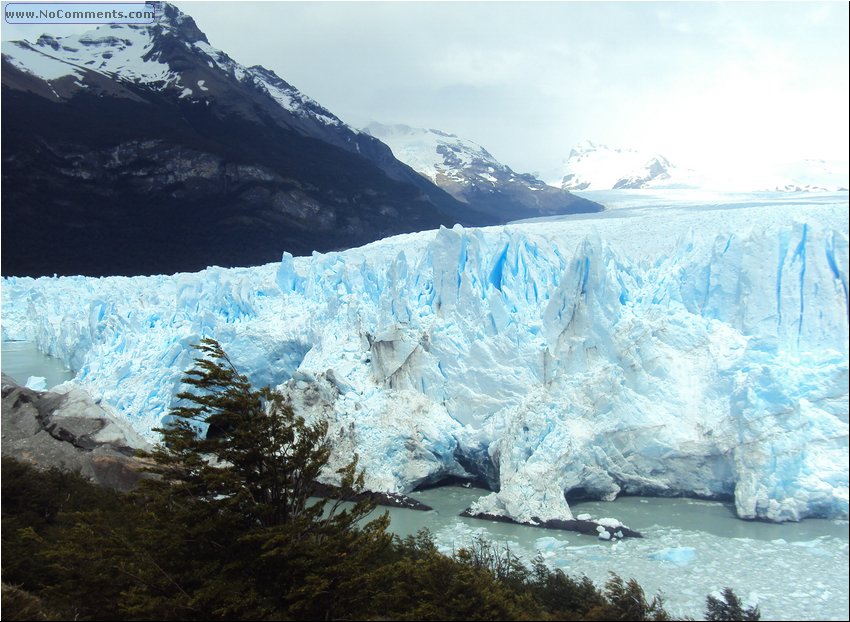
left=25, top=375, right=47, bottom=391
left=2, top=191, right=848, bottom=523
left=649, top=546, right=697, bottom=566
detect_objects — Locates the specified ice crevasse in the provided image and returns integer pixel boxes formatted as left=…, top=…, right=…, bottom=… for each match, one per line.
left=2, top=199, right=848, bottom=524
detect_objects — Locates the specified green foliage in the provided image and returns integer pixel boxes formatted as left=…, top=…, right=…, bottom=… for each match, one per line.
left=459, top=535, right=531, bottom=591
left=0, top=456, right=125, bottom=619
left=1, top=583, right=58, bottom=621
left=529, top=553, right=606, bottom=618
left=146, top=337, right=340, bottom=530
left=362, top=530, right=536, bottom=620
left=591, top=573, right=671, bottom=621
left=705, top=587, right=761, bottom=621
left=129, top=337, right=393, bottom=620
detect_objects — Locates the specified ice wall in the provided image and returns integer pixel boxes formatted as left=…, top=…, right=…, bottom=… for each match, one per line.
left=2, top=195, right=848, bottom=522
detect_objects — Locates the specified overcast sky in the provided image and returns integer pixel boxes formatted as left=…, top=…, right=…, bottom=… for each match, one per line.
left=3, top=1, right=848, bottom=176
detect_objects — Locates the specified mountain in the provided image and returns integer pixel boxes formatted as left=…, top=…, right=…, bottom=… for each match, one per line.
left=543, top=140, right=681, bottom=191
left=1, top=3, right=507, bottom=278
left=363, top=123, right=600, bottom=221
left=765, top=158, right=849, bottom=192
left=545, top=141, right=850, bottom=192
left=5, top=193, right=847, bottom=525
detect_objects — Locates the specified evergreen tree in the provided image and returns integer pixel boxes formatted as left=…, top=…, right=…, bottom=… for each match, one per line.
left=31, top=338, right=391, bottom=620
left=132, top=337, right=393, bottom=619
left=705, top=587, right=761, bottom=621
left=591, top=574, right=671, bottom=621
left=148, top=337, right=335, bottom=529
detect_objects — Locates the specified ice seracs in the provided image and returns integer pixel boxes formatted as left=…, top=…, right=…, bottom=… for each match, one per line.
left=2, top=193, right=847, bottom=525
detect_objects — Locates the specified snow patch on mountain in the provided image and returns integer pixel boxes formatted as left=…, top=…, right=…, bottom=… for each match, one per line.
left=0, top=40, right=87, bottom=81
left=0, top=3, right=348, bottom=130
left=363, top=122, right=507, bottom=185
left=545, top=141, right=849, bottom=193
left=363, top=122, right=600, bottom=220
left=544, top=140, right=679, bottom=191
left=3, top=191, right=847, bottom=525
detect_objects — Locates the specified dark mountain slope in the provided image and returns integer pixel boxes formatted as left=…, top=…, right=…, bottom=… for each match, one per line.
left=1, top=4, right=506, bottom=277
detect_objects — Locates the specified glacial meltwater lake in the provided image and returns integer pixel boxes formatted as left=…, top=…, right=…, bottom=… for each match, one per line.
left=377, top=486, right=849, bottom=621
left=3, top=341, right=848, bottom=621
left=0, top=340, right=75, bottom=387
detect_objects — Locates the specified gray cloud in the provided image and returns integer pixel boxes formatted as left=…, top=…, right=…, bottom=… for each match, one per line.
left=3, top=1, right=847, bottom=174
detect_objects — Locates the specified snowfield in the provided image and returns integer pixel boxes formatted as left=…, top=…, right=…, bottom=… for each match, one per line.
left=2, top=190, right=848, bottom=525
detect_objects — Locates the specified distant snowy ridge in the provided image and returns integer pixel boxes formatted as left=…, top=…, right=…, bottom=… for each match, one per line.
left=2, top=193, right=848, bottom=524
left=545, top=140, right=850, bottom=193
left=364, top=122, right=510, bottom=185
left=363, top=122, right=600, bottom=221
left=765, top=158, right=850, bottom=193
left=543, top=140, right=679, bottom=190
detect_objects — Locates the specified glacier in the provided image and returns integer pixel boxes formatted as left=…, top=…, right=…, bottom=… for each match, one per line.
left=2, top=191, right=848, bottom=523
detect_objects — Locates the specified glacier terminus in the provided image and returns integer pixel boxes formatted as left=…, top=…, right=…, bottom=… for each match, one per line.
left=2, top=190, right=848, bottom=525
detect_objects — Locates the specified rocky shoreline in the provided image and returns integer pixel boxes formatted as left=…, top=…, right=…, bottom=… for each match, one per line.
left=1, top=373, right=153, bottom=492
left=311, top=482, right=433, bottom=511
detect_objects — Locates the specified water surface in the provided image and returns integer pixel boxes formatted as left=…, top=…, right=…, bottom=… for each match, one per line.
left=0, top=340, right=74, bottom=388
left=374, top=486, right=849, bottom=621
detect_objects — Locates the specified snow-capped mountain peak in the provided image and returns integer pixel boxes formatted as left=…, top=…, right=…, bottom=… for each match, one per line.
left=4, top=4, right=203, bottom=84
left=2, top=2, right=503, bottom=276
left=1, top=2, right=345, bottom=130
left=545, top=141, right=676, bottom=191
left=545, top=141, right=849, bottom=193
left=363, top=122, right=600, bottom=221
left=363, top=122, right=498, bottom=184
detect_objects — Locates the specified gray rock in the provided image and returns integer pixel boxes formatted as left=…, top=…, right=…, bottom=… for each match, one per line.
left=1, top=374, right=153, bottom=492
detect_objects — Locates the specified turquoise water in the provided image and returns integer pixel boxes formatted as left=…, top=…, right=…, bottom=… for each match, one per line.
left=374, top=487, right=848, bottom=621
left=380, top=486, right=849, bottom=543
left=0, top=340, right=75, bottom=388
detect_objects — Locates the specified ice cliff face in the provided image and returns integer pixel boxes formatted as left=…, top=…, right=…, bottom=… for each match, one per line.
left=2, top=193, right=848, bottom=523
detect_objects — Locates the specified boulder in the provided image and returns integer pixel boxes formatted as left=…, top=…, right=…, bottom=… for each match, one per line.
left=1, top=373, right=153, bottom=492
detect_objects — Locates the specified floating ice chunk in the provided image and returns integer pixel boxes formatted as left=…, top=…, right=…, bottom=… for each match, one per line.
left=534, top=536, right=563, bottom=551
left=25, top=376, right=47, bottom=391
left=649, top=546, right=697, bottom=566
